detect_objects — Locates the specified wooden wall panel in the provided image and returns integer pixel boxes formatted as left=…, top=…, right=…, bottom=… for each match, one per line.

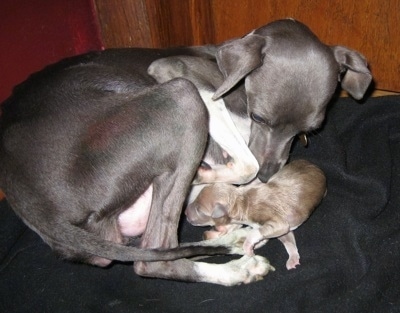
left=94, top=0, right=215, bottom=47
left=144, top=0, right=195, bottom=47
left=209, top=0, right=400, bottom=92
left=94, top=0, right=400, bottom=92
left=95, top=0, right=153, bottom=47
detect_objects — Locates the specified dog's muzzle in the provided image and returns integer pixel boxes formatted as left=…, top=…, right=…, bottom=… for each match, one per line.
left=257, top=162, right=282, bottom=182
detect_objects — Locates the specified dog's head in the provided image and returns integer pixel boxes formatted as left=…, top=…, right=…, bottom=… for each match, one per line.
left=185, top=184, right=234, bottom=226
left=213, top=19, right=372, bottom=182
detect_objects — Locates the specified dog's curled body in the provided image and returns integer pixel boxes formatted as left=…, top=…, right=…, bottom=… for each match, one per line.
left=0, top=19, right=371, bottom=284
left=0, top=46, right=276, bottom=285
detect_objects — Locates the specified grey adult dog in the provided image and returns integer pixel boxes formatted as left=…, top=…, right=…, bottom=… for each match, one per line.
left=0, top=19, right=371, bottom=285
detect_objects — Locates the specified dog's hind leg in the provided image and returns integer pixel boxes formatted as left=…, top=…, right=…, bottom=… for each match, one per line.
left=278, top=231, right=300, bottom=270
left=137, top=227, right=275, bottom=285
left=135, top=254, right=274, bottom=286
left=136, top=227, right=274, bottom=285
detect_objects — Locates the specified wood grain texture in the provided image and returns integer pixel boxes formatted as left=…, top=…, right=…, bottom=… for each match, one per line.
left=145, top=0, right=193, bottom=47
left=94, top=0, right=399, bottom=91
left=209, top=0, right=400, bottom=91
left=94, top=0, right=153, bottom=47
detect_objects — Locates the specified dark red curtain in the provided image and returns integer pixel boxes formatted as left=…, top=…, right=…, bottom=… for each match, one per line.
left=0, top=0, right=104, bottom=103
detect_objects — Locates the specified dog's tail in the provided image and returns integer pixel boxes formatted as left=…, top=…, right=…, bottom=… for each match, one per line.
left=36, top=221, right=230, bottom=263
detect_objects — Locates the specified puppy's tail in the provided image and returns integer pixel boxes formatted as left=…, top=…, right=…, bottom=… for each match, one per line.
left=37, top=222, right=230, bottom=264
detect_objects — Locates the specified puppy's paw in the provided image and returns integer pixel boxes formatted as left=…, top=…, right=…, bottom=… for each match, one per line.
left=203, top=230, right=223, bottom=240
left=286, top=254, right=300, bottom=270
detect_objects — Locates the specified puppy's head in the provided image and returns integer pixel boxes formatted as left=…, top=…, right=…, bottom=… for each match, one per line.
left=213, top=19, right=372, bottom=182
left=185, top=184, right=233, bottom=226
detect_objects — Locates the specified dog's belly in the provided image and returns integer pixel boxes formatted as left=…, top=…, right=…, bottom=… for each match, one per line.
left=118, top=184, right=153, bottom=237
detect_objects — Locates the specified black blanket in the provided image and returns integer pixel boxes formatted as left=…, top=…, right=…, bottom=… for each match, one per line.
left=1, top=96, right=399, bottom=313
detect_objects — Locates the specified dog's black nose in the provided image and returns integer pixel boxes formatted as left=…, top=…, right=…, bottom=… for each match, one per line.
left=257, top=163, right=281, bottom=182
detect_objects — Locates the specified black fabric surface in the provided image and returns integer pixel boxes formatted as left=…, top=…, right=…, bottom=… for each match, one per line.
left=1, top=96, right=400, bottom=313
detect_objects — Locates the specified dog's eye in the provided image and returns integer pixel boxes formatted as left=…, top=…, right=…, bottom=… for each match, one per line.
left=250, top=112, right=267, bottom=125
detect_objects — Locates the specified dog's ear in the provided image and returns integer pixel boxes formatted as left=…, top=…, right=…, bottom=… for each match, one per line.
left=331, top=46, right=372, bottom=100
left=213, top=34, right=266, bottom=100
left=211, top=203, right=231, bottom=225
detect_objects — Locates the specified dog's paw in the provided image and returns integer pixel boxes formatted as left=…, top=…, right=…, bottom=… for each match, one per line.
left=222, top=255, right=275, bottom=286
left=237, top=255, right=275, bottom=284
left=194, top=162, right=257, bottom=185
left=194, top=255, right=274, bottom=286
left=193, top=165, right=216, bottom=184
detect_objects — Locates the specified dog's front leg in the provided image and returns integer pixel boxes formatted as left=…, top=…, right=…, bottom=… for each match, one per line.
left=148, top=57, right=259, bottom=185
left=194, top=90, right=259, bottom=185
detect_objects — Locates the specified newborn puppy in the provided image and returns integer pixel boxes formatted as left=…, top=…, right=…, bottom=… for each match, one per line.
left=185, top=159, right=326, bottom=269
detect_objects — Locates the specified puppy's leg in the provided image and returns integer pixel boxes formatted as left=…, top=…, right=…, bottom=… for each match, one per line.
left=278, top=231, right=300, bottom=270
left=244, top=216, right=290, bottom=255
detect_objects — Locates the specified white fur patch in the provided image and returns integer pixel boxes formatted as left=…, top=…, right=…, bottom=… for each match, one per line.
left=230, top=112, right=251, bottom=144
left=198, top=90, right=259, bottom=184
